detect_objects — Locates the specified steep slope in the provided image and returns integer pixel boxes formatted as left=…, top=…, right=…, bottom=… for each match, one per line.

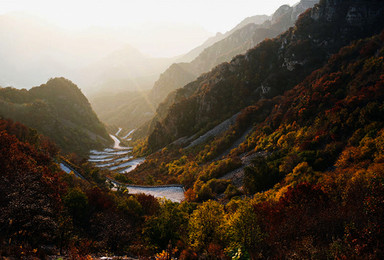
left=129, top=28, right=384, bottom=188
left=0, top=119, right=65, bottom=256
left=93, top=0, right=317, bottom=131
left=146, top=0, right=384, bottom=150
left=0, top=118, right=153, bottom=258
left=124, top=24, right=384, bottom=259
left=177, top=15, right=270, bottom=63
left=0, top=77, right=112, bottom=155
left=150, top=0, right=318, bottom=104
left=236, top=31, right=384, bottom=177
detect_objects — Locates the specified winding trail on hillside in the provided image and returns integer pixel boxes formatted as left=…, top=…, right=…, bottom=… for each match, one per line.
left=59, top=161, right=86, bottom=180
left=88, top=128, right=185, bottom=202
left=107, top=178, right=185, bottom=203
left=115, top=127, right=122, bottom=136
left=109, top=134, right=131, bottom=150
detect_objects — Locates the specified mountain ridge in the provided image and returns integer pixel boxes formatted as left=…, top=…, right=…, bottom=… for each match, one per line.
left=0, top=77, right=112, bottom=155
left=150, top=0, right=319, bottom=104
left=145, top=0, right=384, bottom=150
left=92, top=0, right=318, bottom=132
left=177, top=14, right=271, bottom=63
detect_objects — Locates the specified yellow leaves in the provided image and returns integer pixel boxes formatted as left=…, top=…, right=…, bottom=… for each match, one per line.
left=359, top=136, right=375, bottom=154
left=269, top=162, right=320, bottom=201
left=373, top=129, right=384, bottom=160
left=167, top=156, right=197, bottom=177
left=292, top=162, right=312, bottom=176
left=277, top=131, right=297, bottom=150
left=350, top=168, right=367, bottom=184
left=365, top=163, right=384, bottom=179
left=155, top=250, right=169, bottom=260
left=155, top=248, right=179, bottom=259
left=336, top=129, right=384, bottom=169
left=277, top=135, right=286, bottom=148
left=335, top=146, right=360, bottom=169
left=188, top=200, right=225, bottom=251
left=255, top=188, right=277, bottom=202
left=274, top=185, right=290, bottom=201
left=284, top=162, right=316, bottom=185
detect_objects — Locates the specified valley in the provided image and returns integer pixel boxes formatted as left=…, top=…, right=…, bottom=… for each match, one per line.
left=88, top=129, right=142, bottom=174
left=1, top=0, right=384, bottom=258
left=87, top=128, right=185, bottom=202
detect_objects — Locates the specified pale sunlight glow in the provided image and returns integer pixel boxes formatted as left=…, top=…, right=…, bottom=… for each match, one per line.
left=1, top=0, right=299, bottom=33
left=0, top=0, right=301, bottom=89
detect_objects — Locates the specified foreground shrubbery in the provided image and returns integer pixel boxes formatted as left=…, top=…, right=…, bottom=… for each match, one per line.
left=1, top=114, right=384, bottom=259
left=114, top=32, right=384, bottom=258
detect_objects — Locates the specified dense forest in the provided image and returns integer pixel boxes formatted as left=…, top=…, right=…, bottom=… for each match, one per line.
left=1, top=0, right=384, bottom=259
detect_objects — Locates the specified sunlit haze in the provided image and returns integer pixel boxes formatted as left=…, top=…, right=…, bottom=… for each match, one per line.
left=0, top=0, right=302, bottom=90
left=1, top=0, right=298, bottom=56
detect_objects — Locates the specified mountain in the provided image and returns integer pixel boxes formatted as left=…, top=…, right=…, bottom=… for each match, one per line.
left=122, top=0, right=384, bottom=257
left=73, top=45, right=174, bottom=94
left=150, top=0, right=319, bottom=105
left=176, top=33, right=226, bottom=63
left=92, top=0, right=318, bottom=131
left=0, top=13, right=210, bottom=94
left=145, top=0, right=384, bottom=151
left=177, top=15, right=270, bottom=63
left=91, top=89, right=156, bottom=134
left=0, top=77, right=112, bottom=155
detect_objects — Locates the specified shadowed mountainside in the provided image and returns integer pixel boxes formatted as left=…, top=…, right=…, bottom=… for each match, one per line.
left=145, top=0, right=384, bottom=150
left=0, top=77, right=112, bottom=155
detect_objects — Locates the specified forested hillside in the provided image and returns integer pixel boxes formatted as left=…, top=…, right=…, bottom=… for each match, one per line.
left=0, top=77, right=111, bottom=155
left=0, top=119, right=169, bottom=258
left=125, top=27, right=384, bottom=260
left=146, top=0, right=384, bottom=150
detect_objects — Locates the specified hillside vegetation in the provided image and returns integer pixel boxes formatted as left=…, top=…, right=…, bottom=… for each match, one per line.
left=118, top=0, right=384, bottom=257
left=0, top=77, right=111, bottom=155
left=122, top=29, right=384, bottom=260
left=146, top=0, right=384, bottom=150
left=2, top=0, right=384, bottom=259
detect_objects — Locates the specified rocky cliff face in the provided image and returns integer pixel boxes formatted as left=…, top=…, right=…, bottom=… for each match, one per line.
left=146, top=0, right=384, bottom=150
left=150, top=0, right=319, bottom=105
left=291, top=0, right=319, bottom=21
left=96, top=1, right=317, bottom=133
left=130, top=0, right=320, bottom=140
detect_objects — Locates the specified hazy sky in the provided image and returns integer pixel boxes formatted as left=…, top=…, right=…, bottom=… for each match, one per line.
left=0, top=0, right=299, bottom=33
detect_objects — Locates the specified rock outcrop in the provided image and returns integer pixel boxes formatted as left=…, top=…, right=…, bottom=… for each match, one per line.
left=146, top=0, right=384, bottom=150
